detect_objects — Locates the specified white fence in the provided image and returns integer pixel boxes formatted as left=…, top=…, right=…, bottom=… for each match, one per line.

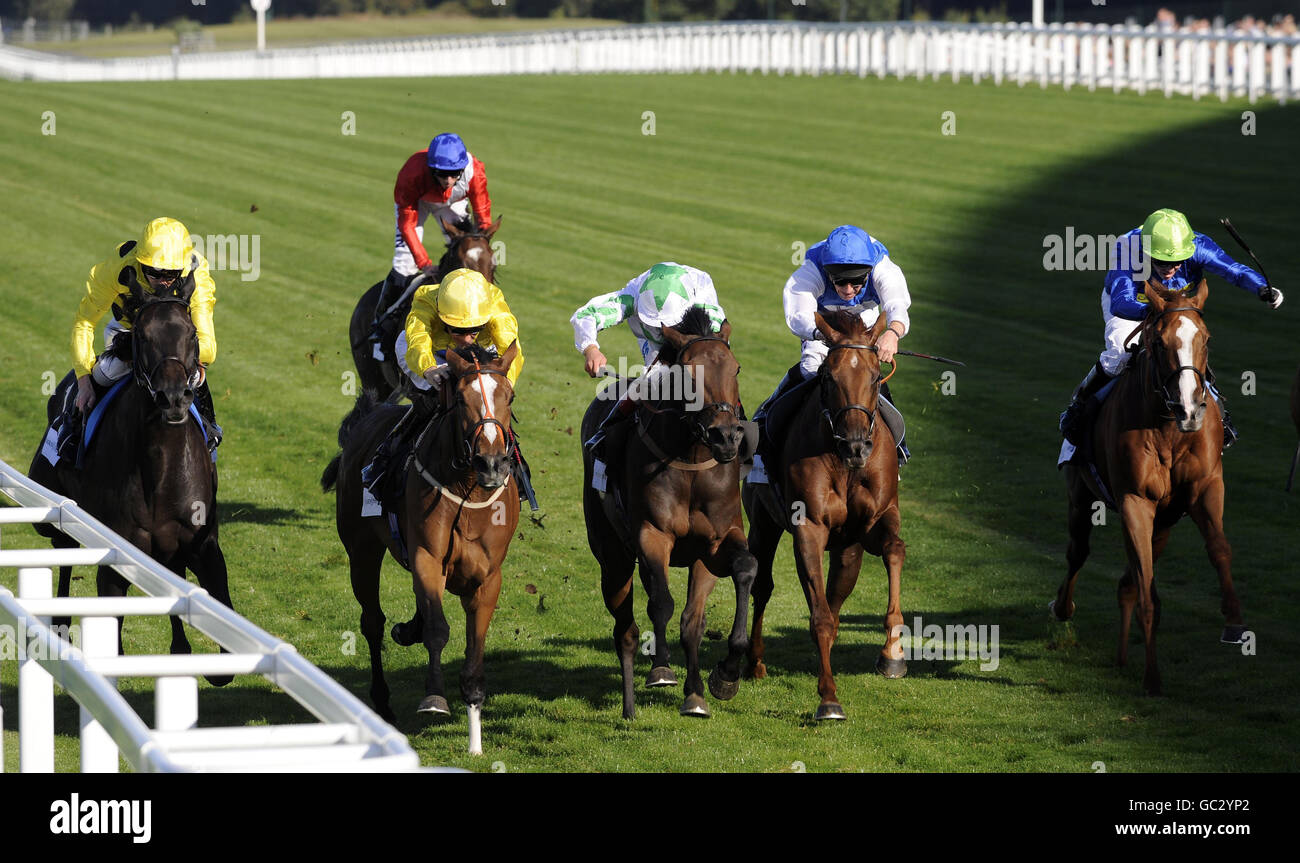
left=0, top=458, right=426, bottom=772
left=0, top=20, right=1296, bottom=103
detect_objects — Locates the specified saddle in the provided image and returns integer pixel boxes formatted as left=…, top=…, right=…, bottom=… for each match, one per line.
left=1057, top=377, right=1121, bottom=511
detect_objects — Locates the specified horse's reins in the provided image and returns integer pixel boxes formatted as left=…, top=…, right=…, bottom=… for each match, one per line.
left=636, top=334, right=743, bottom=471
left=1140, top=306, right=1209, bottom=419
left=820, top=342, right=889, bottom=448
left=412, top=358, right=514, bottom=509
left=130, top=297, right=202, bottom=404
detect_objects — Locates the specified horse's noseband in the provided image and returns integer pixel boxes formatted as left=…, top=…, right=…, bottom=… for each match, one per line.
left=130, top=297, right=200, bottom=404
left=1145, top=306, right=1208, bottom=417
left=450, top=366, right=515, bottom=470
left=820, top=343, right=880, bottom=446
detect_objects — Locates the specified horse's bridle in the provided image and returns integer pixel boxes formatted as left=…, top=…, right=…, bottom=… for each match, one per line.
left=819, top=342, right=884, bottom=448
left=446, top=232, right=497, bottom=284
left=447, top=361, right=515, bottom=471
left=130, top=296, right=202, bottom=404
left=638, top=334, right=744, bottom=451
left=1142, top=306, right=1208, bottom=418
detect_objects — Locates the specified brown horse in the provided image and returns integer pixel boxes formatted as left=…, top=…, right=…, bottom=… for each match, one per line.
left=1053, top=279, right=1245, bottom=695
left=323, top=343, right=519, bottom=752
left=349, top=216, right=502, bottom=401
left=580, top=307, right=757, bottom=720
left=1287, top=366, right=1300, bottom=491
left=742, top=310, right=906, bottom=721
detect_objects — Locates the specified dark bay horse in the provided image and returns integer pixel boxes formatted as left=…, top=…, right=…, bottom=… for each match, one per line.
left=349, top=216, right=502, bottom=401
left=1052, top=279, right=1244, bottom=695
left=580, top=307, right=757, bottom=720
left=742, top=310, right=906, bottom=721
left=323, top=343, right=519, bottom=752
left=28, top=296, right=234, bottom=684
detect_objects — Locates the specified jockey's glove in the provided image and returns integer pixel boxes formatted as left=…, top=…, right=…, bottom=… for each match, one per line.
left=1260, top=287, right=1284, bottom=309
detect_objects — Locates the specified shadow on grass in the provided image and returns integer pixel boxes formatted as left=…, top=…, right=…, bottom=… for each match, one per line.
left=219, top=499, right=318, bottom=526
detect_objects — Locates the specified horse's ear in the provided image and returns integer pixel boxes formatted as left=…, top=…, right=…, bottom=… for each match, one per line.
left=482, top=215, right=503, bottom=239
left=660, top=324, right=688, bottom=350
left=718, top=319, right=732, bottom=345
left=443, top=350, right=468, bottom=379
left=1143, top=278, right=1168, bottom=315
left=441, top=218, right=463, bottom=242
left=868, top=312, right=889, bottom=343
left=496, top=340, right=519, bottom=374
left=813, top=311, right=841, bottom=345
left=1189, top=278, right=1209, bottom=309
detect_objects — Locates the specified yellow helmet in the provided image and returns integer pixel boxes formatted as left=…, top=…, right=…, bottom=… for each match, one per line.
left=437, top=269, right=493, bottom=329
left=135, top=217, right=195, bottom=274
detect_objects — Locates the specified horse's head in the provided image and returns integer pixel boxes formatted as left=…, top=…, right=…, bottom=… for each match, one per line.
left=660, top=308, right=744, bottom=464
left=814, top=310, right=887, bottom=470
left=440, top=216, right=502, bottom=284
left=1143, top=278, right=1210, bottom=433
left=443, top=341, right=518, bottom=490
left=130, top=297, right=202, bottom=425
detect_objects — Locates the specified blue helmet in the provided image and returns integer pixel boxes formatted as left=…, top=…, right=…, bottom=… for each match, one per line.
left=427, top=133, right=469, bottom=172
left=820, top=226, right=885, bottom=276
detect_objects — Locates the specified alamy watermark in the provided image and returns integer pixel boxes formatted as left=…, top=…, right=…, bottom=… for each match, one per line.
left=891, top=615, right=1000, bottom=671
left=0, top=620, right=82, bottom=660
left=1043, top=228, right=1151, bottom=279
left=597, top=356, right=703, bottom=410
left=190, top=234, right=261, bottom=282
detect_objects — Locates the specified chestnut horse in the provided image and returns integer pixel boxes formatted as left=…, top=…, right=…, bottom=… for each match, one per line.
left=349, top=216, right=501, bottom=401
left=323, top=343, right=519, bottom=752
left=580, top=307, right=757, bottom=719
left=1052, top=279, right=1245, bottom=695
left=742, top=310, right=906, bottom=721
left=28, top=296, right=234, bottom=684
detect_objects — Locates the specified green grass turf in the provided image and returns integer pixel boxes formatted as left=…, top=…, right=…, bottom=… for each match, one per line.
left=1, top=72, right=1297, bottom=772
left=25, top=12, right=622, bottom=58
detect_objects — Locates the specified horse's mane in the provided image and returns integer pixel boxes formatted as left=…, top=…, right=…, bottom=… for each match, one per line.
left=673, top=306, right=716, bottom=337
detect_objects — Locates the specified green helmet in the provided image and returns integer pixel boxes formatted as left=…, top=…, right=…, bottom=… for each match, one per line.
left=1141, top=208, right=1196, bottom=262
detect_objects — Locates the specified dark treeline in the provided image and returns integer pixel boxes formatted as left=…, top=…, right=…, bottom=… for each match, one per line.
left=3, top=0, right=1293, bottom=28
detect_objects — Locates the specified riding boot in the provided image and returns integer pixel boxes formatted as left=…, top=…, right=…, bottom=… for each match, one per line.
left=584, top=393, right=638, bottom=458
left=193, top=380, right=222, bottom=452
left=56, top=375, right=109, bottom=463
left=753, top=363, right=805, bottom=426
left=1059, top=361, right=1114, bottom=445
left=372, top=269, right=405, bottom=328
left=362, top=401, right=429, bottom=494
left=1207, top=382, right=1238, bottom=449
left=510, top=430, right=540, bottom=511
left=880, top=381, right=911, bottom=467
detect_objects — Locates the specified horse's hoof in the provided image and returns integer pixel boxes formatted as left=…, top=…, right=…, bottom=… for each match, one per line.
left=1048, top=599, right=1074, bottom=621
left=708, top=666, right=740, bottom=701
left=680, top=694, right=710, bottom=717
left=744, top=659, right=767, bottom=680
left=876, top=654, right=908, bottom=679
left=204, top=674, right=234, bottom=687
left=1220, top=624, right=1248, bottom=644
left=646, top=666, right=677, bottom=688
left=417, top=694, right=451, bottom=716
left=814, top=702, right=846, bottom=721
left=391, top=622, right=419, bottom=647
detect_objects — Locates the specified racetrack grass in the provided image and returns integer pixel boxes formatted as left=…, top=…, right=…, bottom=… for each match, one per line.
left=1, top=72, right=1297, bottom=772
left=24, top=11, right=622, bottom=58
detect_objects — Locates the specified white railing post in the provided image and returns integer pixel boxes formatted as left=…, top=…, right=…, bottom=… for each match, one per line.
left=155, top=676, right=198, bottom=732
left=79, top=615, right=118, bottom=772
left=18, top=566, right=54, bottom=773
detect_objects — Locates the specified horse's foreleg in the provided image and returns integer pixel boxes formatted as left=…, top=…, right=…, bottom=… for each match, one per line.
left=826, top=542, right=864, bottom=646
left=412, top=545, right=452, bottom=717
left=459, top=571, right=501, bottom=755
left=191, top=539, right=235, bottom=686
left=637, top=528, right=677, bottom=689
left=1187, top=481, right=1244, bottom=643
left=867, top=512, right=907, bottom=679
left=1120, top=495, right=1160, bottom=695
left=792, top=521, right=842, bottom=720
left=707, top=529, right=757, bottom=700
left=744, top=489, right=781, bottom=680
left=678, top=560, right=717, bottom=717
left=1054, top=467, right=1095, bottom=621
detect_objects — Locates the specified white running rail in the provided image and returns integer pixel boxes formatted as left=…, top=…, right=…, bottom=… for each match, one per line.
left=0, top=458, right=425, bottom=772
left=0, top=21, right=1296, bottom=104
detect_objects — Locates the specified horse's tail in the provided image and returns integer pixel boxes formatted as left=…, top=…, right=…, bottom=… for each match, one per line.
left=320, top=390, right=381, bottom=492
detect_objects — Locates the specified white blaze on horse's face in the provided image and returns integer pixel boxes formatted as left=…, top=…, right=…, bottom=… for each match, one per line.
left=464, top=246, right=484, bottom=268
left=472, top=373, right=499, bottom=444
left=1174, top=316, right=1203, bottom=423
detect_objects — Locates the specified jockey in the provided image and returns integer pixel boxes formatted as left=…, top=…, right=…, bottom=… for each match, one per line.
left=60, top=217, right=221, bottom=458
left=373, top=133, right=493, bottom=325
left=1059, top=208, right=1283, bottom=446
left=571, top=262, right=728, bottom=454
left=367, top=268, right=532, bottom=506
left=754, top=224, right=912, bottom=464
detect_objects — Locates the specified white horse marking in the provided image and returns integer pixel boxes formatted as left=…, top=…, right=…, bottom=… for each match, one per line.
left=1174, top=316, right=1201, bottom=418
left=473, top=373, right=499, bottom=444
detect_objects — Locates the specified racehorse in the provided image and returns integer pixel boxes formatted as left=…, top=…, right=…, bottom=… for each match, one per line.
left=323, top=343, right=519, bottom=752
left=28, top=296, right=235, bottom=684
left=580, top=307, right=757, bottom=720
left=1052, top=279, right=1245, bottom=695
left=742, top=310, right=907, bottom=721
left=349, top=216, right=502, bottom=401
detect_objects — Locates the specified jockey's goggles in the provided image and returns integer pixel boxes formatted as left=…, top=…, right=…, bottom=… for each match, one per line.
left=434, top=169, right=463, bottom=180
left=141, top=265, right=182, bottom=286
left=446, top=323, right=482, bottom=336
